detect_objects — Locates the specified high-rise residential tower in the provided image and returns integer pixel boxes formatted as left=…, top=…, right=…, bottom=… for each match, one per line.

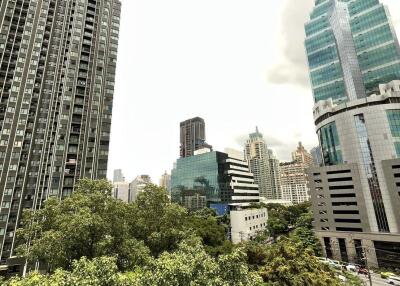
left=305, top=0, right=400, bottom=268
left=0, top=0, right=120, bottom=267
left=280, top=143, right=313, bottom=204
left=292, top=142, right=313, bottom=167
left=244, top=128, right=273, bottom=199
left=179, top=117, right=212, bottom=158
left=268, top=149, right=282, bottom=199
left=159, top=171, right=171, bottom=193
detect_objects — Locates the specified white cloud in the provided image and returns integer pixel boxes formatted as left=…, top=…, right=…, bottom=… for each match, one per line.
left=108, top=0, right=400, bottom=181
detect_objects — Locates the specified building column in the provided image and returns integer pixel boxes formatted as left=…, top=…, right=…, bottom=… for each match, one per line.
left=318, top=236, right=327, bottom=257
left=330, top=237, right=341, bottom=261
left=346, top=238, right=357, bottom=264
left=362, top=239, right=378, bottom=268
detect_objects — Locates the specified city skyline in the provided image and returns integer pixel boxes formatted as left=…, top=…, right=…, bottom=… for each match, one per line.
left=108, top=0, right=400, bottom=181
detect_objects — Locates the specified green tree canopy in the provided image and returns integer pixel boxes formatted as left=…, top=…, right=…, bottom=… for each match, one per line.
left=17, top=179, right=150, bottom=272
left=16, top=180, right=231, bottom=273
left=258, top=237, right=341, bottom=286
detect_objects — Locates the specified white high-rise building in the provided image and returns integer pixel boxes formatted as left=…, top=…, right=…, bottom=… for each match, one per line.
left=268, top=149, right=282, bottom=199
left=244, top=128, right=275, bottom=199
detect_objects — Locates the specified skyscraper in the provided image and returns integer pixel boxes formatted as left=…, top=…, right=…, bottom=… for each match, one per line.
left=305, top=0, right=400, bottom=268
left=159, top=171, right=171, bottom=193
left=310, top=146, right=323, bottom=167
left=244, top=128, right=273, bottom=199
left=292, top=142, right=313, bottom=167
left=280, top=143, right=312, bottom=204
left=179, top=117, right=212, bottom=158
left=0, top=0, right=120, bottom=266
left=130, top=175, right=152, bottom=202
left=113, top=169, right=125, bottom=183
left=305, top=0, right=400, bottom=104
left=268, top=149, right=282, bottom=199
left=112, top=182, right=131, bottom=203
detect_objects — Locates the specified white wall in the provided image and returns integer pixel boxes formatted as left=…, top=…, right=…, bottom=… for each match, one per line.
left=230, top=208, right=268, bottom=244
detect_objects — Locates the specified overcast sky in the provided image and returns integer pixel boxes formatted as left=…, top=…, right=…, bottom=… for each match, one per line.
left=108, top=0, right=400, bottom=182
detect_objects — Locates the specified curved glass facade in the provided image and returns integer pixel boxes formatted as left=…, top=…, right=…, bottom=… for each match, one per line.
left=387, top=110, right=400, bottom=157
left=318, top=122, right=343, bottom=166
left=354, top=114, right=390, bottom=232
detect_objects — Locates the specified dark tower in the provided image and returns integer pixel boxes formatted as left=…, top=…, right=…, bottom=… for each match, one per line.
left=180, top=117, right=212, bottom=158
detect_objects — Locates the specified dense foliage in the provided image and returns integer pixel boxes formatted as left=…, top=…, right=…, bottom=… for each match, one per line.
left=5, top=179, right=351, bottom=285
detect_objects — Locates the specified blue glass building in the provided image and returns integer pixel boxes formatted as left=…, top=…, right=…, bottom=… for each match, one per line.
left=306, top=0, right=400, bottom=269
left=171, top=150, right=260, bottom=213
left=305, top=0, right=400, bottom=104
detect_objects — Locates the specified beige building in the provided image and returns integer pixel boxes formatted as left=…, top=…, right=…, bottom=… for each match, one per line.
left=159, top=171, right=171, bottom=192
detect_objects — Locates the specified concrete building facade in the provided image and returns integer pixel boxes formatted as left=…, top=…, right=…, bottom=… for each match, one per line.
left=268, top=149, right=282, bottom=199
left=230, top=207, right=268, bottom=244
left=0, top=0, right=120, bottom=266
left=112, top=181, right=131, bottom=203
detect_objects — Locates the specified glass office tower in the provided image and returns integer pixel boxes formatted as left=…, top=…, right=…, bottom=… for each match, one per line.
left=171, top=149, right=260, bottom=214
left=305, top=0, right=400, bottom=269
left=0, top=0, right=120, bottom=268
left=305, top=0, right=400, bottom=104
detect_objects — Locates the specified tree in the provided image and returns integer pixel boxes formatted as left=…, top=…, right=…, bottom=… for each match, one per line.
left=287, top=202, right=311, bottom=226
left=127, top=184, right=190, bottom=256
left=3, top=257, right=121, bottom=286
left=291, top=212, right=322, bottom=256
left=258, top=237, right=341, bottom=286
left=184, top=209, right=232, bottom=256
left=291, top=227, right=322, bottom=256
left=16, top=179, right=151, bottom=272
left=266, top=212, right=289, bottom=241
left=243, top=241, right=268, bottom=270
left=131, top=237, right=263, bottom=286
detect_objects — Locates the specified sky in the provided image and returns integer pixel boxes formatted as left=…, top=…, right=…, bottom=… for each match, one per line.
left=108, top=0, right=400, bottom=182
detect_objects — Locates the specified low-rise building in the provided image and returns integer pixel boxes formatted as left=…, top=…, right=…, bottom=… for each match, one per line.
left=230, top=206, right=268, bottom=244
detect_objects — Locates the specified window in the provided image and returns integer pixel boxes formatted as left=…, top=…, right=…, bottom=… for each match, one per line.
left=1, top=202, right=11, bottom=208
